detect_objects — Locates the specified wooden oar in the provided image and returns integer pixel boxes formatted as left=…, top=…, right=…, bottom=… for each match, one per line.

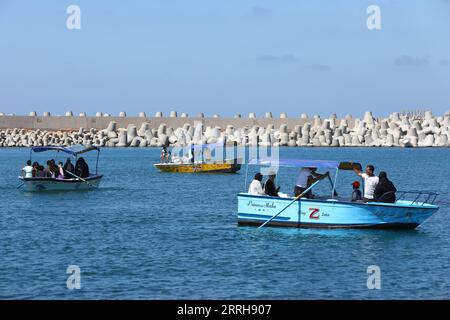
left=17, top=176, right=27, bottom=189
left=258, top=179, right=322, bottom=229
left=17, top=179, right=25, bottom=189
left=65, top=171, right=97, bottom=189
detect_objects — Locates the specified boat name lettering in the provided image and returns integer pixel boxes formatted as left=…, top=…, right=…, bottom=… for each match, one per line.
left=247, top=201, right=276, bottom=209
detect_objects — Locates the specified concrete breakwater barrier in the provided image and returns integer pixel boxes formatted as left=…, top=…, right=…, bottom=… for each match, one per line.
left=0, top=111, right=449, bottom=148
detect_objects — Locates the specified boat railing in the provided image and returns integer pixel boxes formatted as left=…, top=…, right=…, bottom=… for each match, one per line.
left=384, top=190, right=439, bottom=206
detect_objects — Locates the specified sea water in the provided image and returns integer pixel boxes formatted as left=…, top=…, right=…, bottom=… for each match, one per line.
left=0, top=147, right=449, bottom=299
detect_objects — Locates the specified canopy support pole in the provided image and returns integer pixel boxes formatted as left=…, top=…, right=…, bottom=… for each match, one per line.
left=233, top=141, right=238, bottom=165
left=96, top=149, right=100, bottom=175
left=244, top=163, right=249, bottom=190
left=331, top=168, right=339, bottom=199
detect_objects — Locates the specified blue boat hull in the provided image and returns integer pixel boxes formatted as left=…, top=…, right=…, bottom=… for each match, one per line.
left=237, top=193, right=439, bottom=229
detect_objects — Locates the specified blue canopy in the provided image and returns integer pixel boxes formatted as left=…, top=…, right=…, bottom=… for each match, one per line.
left=248, top=158, right=362, bottom=170
left=31, top=144, right=99, bottom=156
left=248, top=158, right=340, bottom=169
left=248, top=158, right=339, bottom=169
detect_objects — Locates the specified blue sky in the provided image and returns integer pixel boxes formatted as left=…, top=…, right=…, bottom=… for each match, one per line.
left=0, top=0, right=449, bottom=117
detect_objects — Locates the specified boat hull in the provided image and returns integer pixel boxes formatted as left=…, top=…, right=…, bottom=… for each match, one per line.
left=19, top=175, right=103, bottom=192
left=237, top=193, right=439, bottom=229
left=154, top=161, right=241, bottom=173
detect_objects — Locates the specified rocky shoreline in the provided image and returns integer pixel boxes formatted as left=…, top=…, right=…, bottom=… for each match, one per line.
left=1, top=111, right=449, bottom=148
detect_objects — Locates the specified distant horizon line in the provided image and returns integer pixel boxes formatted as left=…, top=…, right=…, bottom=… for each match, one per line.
left=1, top=109, right=449, bottom=120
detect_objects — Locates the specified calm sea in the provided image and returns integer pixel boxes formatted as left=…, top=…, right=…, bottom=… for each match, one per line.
left=0, top=147, right=449, bottom=299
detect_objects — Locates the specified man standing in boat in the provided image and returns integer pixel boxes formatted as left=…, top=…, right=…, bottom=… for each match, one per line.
left=352, top=164, right=379, bottom=202
left=161, top=145, right=169, bottom=163
left=294, top=167, right=329, bottom=198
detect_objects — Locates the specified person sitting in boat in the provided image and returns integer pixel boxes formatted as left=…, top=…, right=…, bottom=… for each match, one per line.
left=351, top=181, right=363, bottom=202
left=352, top=164, right=379, bottom=202
left=75, top=157, right=90, bottom=178
left=294, top=167, right=329, bottom=199
left=36, top=165, right=46, bottom=178
left=264, top=170, right=280, bottom=197
left=21, top=160, right=34, bottom=178
left=56, top=162, right=66, bottom=179
left=63, top=158, right=75, bottom=177
left=248, top=173, right=265, bottom=196
left=82, top=158, right=90, bottom=177
left=32, top=162, right=39, bottom=177
left=44, top=160, right=56, bottom=178
left=373, top=171, right=397, bottom=203
left=51, top=159, right=59, bottom=178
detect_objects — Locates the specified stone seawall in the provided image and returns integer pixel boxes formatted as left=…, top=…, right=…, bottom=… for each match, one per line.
left=0, top=115, right=321, bottom=131
left=0, top=111, right=449, bottom=148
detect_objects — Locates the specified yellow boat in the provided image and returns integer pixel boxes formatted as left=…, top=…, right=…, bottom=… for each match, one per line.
left=154, top=160, right=241, bottom=173
left=154, top=143, right=241, bottom=173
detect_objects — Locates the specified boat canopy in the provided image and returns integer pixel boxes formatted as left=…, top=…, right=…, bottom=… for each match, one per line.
left=31, top=144, right=99, bottom=156
left=183, top=143, right=225, bottom=151
left=248, top=158, right=361, bottom=170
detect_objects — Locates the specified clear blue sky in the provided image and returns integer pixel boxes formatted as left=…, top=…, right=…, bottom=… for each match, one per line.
left=0, top=0, right=449, bottom=117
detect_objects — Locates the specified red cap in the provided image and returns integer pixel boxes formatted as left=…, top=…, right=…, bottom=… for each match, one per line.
left=352, top=181, right=360, bottom=188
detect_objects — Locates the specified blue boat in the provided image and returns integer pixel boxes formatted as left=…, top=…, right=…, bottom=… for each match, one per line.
left=18, top=145, right=103, bottom=192
left=238, top=158, right=439, bottom=229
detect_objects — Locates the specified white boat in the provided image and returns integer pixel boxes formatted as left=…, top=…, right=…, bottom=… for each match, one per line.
left=18, top=145, right=103, bottom=192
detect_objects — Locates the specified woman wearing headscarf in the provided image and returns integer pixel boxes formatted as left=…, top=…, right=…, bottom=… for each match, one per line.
left=63, top=158, right=75, bottom=177
left=374, top=171, right=397, bottom=203
left=75, top=157, right=90, bottom=178
left=264, top=170, right=280, bottom=197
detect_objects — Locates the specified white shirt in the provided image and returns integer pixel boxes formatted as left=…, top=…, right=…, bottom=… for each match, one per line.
left=361, top=173, right=379, bottom=199
left=22, top=165, right=33, bottom=178
left=296, top=168, right=312, bottom=188
left=248, top=179, right=265, bottom=195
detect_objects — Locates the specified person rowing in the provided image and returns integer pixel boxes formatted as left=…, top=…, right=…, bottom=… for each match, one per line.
left=294, top=167, right=329, bottom=199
